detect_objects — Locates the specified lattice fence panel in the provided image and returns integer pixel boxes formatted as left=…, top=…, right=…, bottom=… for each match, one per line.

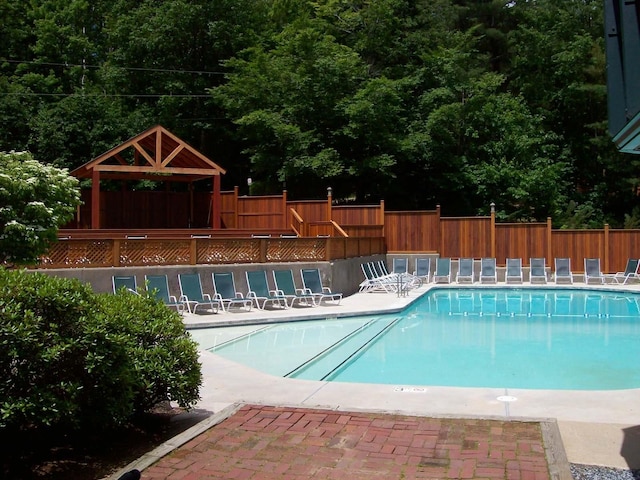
left=119, top=240, right=191, bottom=266
left=40, top=240, right=114, bottom=268
left=197, top=239, right=260, bottom=264
left=267, top=238, right=326, bottom=261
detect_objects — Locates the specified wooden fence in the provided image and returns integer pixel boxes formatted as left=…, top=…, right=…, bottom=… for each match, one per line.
left=383, top=209, right=640, bottom=274
left=46, top=189, right=640, bottom=272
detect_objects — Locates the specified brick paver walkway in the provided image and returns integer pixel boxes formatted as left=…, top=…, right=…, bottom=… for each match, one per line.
left=143, top=405, right=551, bottom=480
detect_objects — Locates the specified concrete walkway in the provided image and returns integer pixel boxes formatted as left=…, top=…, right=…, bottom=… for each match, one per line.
left=113, top=282, right=640, bottom=478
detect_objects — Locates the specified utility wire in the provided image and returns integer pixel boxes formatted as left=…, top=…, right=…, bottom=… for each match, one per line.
left=2, top=59, right=226, bottom=75
left=0, top=92, right=213, bottom=98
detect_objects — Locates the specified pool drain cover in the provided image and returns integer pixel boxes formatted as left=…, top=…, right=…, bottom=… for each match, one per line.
left=497, top=395, right=517, bottom=402
left=394, top=386, right=428, bottom=393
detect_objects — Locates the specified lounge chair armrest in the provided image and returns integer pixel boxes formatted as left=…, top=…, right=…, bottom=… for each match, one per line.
left=247, top=291, right=257, bottom=299
left=235, top=293, right=245, bottom=299
left=301, top=288, right=313, bottom=295
left=322, top=287, right=331, bottom=294
left=179, top=294, right=189, bottom=302
left=274, top=289, right=284, bottom=296
left=296, top=288, right=306, bottom=295
left=213, top=293, right=223, bottom=301
left=169, top=295, right=178, bottom=303
left=203, top=293, right=212, bottom=301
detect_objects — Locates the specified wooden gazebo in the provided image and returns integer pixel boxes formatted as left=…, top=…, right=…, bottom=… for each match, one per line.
left=71, top=125, right=226, bottom=229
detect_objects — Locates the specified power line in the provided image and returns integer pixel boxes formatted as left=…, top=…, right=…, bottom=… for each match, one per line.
left=0, top=92, right=213, bottom=98
left=2, top=59, right=226, bottom=75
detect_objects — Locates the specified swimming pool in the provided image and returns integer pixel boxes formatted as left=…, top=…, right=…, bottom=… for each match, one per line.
left=189, top=288, right=640, bottom=390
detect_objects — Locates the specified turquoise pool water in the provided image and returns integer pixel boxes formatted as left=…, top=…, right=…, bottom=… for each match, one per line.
left=189, top=288, right=640, bottom=390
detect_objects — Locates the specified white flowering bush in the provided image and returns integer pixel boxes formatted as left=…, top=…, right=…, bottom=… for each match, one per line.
left=0, top=151, right=80, bottom=266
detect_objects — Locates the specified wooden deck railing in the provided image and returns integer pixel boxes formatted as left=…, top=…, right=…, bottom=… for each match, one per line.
left=38, top=235, right=386, bottom=269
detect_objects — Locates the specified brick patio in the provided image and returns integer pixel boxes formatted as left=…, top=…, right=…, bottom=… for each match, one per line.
left=141, top=405, right=552, bottom=480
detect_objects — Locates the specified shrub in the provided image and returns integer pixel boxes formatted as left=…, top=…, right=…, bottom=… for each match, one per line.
left=0, top=270, right=201, bottom=432
left=97, top=290, right=201, bottom=413
left=0, top=151, right=80, bottom=266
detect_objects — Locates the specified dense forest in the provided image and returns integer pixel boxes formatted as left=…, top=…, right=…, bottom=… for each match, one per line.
left=1, top=0, right=638, bottom=226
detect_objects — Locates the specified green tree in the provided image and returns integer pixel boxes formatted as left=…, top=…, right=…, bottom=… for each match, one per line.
left=0, top=152, right=80, bottom=266
left=507, top=0, right=632, bottom=223
left=213, top=22, right=371, bottom=197
left=102, top=0, right=270, bottom=186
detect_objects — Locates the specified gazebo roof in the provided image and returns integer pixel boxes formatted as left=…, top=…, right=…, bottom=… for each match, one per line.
left=71, top=125, right=226, bottom=182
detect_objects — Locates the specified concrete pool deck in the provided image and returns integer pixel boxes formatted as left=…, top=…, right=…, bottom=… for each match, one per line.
left=183, top=282, right=640, bottom=471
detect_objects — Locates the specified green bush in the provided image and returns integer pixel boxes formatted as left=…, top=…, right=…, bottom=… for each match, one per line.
left=97, top=290, right=201, bottom=413
left=0, top=270, right=201, bottom=432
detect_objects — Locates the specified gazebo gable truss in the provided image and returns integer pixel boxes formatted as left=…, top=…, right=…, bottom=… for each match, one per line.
left=71, top=125, right=225, bottom=228
left=71, top=125, right=226, bottom=182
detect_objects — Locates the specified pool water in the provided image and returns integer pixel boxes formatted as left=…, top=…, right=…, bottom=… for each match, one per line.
left=190, top=288, right=640, bottom=390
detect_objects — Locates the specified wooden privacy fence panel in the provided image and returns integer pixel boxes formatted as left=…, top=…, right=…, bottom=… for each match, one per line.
left=220, top=190, right=238, bottom=228
left=385, top=210, right=439, bottom=252
left=495, top=223, right=548, bottom=265
left=329, top=237, right=385, bottom=259
left=332, top=205, right=382, bottom=225
left=608, top=229, right=640, bottom=272
left=440, top=217, right=492, bottom=259
left=551, top=230, right=605, bottom=272
left=287, top=201, right=328, bottom=224
left=308, top=222, right=336, bottom=237
left=341, top=225, right=384, bottom=237
left=237, top=195, right=286, bottom=230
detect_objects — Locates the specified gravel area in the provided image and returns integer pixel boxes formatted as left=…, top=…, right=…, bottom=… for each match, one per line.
left=571, top=464, right=640, bottom=480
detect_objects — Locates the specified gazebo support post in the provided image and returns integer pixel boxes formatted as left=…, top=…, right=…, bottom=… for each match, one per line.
left=189, top=182, right=194, bottom=228
left=91, top=169, right=100, bottom=229
left=212, top=174, right=221, bottom=229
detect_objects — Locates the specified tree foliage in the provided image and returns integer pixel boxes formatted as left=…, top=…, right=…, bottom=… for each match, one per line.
left=0, top=152, right=80, bottom=266
left=0, top=0, right=635, bottom=224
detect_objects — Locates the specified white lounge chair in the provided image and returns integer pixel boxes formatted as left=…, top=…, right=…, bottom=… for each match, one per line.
left=433, top=258, right=452, bottom=284
left=273, top=269, right=317, bottom=307
left=479, top=258, right=497, bottom=284
left=212, top=272, right=252, bottom=312
left=554, top=258, right=574, bottom=284
left=301, top=268, right=342, bottom=305
left=178, top=273, right=220, bottom=314
left=456, top=258, right=474, bottom=283
left=112, top=275, right=137, bottom=294
left=246, top=270, right=290, bottom=309
left=612, top=259, right=640, bottom=284
left=392, top=258, right=409, bottom=275
left=529, top=258, right=548, bottom=284
left=584, top=258, right=605, bottom=284
left=359, top=262, right=396, bottom=293
left=414, top=258, right=431, bottom=283
left=391, top=257, right=422, bottom=290
left=145, top=274, right=184, bottom=313
left=505, top=258, right=523, bottom=284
